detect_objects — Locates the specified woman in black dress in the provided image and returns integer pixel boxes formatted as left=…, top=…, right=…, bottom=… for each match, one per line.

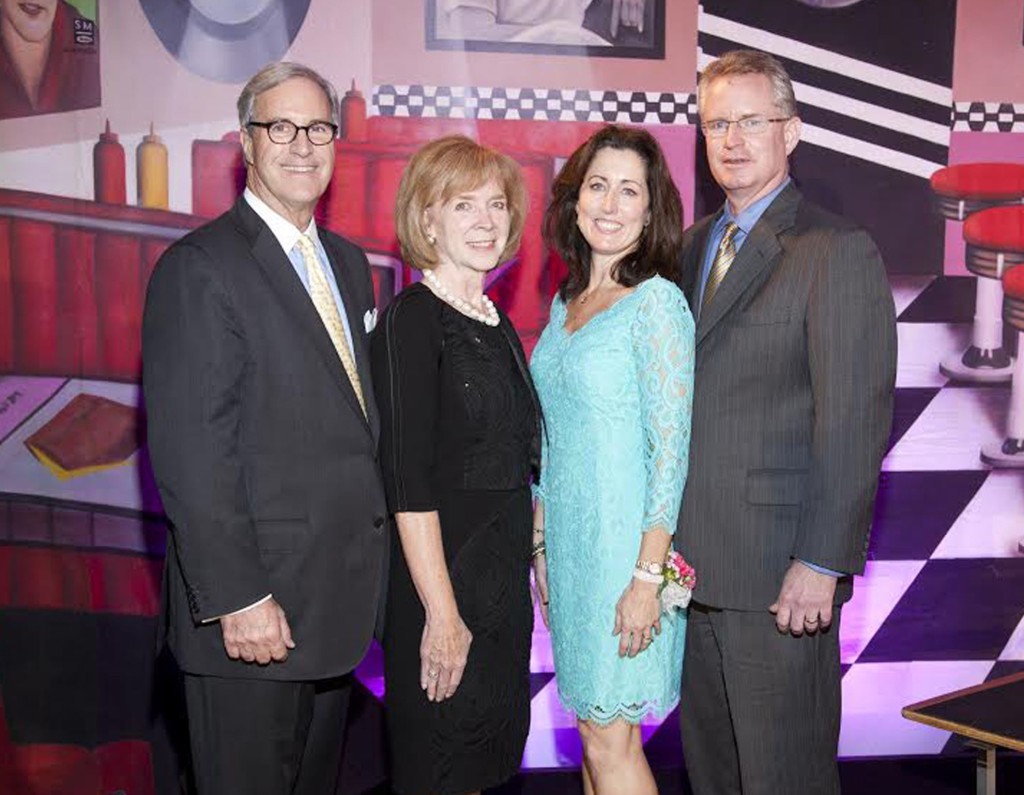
left=370, top=135, right=540, bottom=795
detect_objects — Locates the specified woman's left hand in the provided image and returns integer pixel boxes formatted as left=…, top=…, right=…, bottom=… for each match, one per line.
left=614, top=578, right=662, bottom=657
left=532, top=553, right=551, bottom=629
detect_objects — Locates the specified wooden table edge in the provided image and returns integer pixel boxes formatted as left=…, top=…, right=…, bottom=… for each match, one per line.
left=902, top=672, right=1024, bottom=754
left=901, top=707, right=1024, bottom=753
left=904, top=671, right=1024, bottom=712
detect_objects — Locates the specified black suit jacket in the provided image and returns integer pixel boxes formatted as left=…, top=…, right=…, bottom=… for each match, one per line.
left=143, top=198, right=388, bottom=680
left=676, top=184, right=897, bottom=609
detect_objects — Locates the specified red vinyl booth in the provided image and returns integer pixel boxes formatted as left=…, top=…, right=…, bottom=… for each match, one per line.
left=0, top=189, right=199, bottom=382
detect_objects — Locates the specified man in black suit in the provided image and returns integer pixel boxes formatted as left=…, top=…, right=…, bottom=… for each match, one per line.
left=676, top=50, right=896, bottom=794
left=143, top=62, right=387, bottom=795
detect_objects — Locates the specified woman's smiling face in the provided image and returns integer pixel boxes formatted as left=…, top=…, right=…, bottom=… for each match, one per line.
left=425, top=179, right=511, bottom=275
left=575, top=146, right=650, bottom=267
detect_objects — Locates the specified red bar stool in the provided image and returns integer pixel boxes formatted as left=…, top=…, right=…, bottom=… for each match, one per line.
left=980, top=209, right=1024, bottom=467
left=930, top=163, right=1024, bottom=383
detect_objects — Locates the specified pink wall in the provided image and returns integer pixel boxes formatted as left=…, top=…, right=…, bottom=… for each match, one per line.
left=372, top=0, right=698, bottom=92
left=953, top=0, right=1024, bottom=101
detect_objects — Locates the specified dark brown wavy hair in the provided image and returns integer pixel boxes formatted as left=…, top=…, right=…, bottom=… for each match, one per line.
left=543, top=125, right=684, bottom=303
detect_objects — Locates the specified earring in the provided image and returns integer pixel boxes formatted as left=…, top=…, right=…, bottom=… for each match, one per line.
left=427, top=234, right=436, bottom=245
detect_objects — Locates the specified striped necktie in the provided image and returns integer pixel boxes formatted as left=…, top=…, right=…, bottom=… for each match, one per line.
left=702, top=222, right=740, bottom=313
left=295, top=235, right=367, bottom=418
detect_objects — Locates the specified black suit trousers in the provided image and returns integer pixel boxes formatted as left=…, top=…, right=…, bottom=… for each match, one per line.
left=184, top=673, right=352, bottom=795
left=680, top=603, right=842, bottom=795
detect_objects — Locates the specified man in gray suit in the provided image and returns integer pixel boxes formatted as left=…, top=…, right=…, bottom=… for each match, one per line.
left=676, top=50, right=896, bottom=794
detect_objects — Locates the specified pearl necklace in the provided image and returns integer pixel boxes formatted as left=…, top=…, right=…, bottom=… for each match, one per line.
left=422, top=269, right=500, bottom=327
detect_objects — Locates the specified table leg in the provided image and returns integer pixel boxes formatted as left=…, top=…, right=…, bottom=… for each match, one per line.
left=967, top=740, right=997, bottom=795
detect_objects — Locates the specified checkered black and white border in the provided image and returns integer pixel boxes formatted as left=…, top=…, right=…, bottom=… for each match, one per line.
left=372, top=85, right=697, bottom=125
left=952, top=102, right=1024, bottom=133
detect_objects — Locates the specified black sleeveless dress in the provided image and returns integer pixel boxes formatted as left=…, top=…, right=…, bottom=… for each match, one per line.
left=370, top=283, right=539, bottom=795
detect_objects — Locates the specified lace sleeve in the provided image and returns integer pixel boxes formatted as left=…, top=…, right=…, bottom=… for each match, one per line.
left=631, top=279, right=695, bottom=535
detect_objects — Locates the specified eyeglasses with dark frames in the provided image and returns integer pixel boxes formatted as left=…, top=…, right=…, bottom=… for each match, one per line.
left=247, top=119, right=338, bottom=146
left=701, top=117, right=791, bottom=138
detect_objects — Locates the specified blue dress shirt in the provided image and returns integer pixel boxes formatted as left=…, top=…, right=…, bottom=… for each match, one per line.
left=696, top=179, right=790, bottom=312
left=243, top=188, right=354, bottom=351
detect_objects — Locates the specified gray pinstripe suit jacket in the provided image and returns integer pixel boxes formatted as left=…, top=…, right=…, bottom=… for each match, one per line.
left=675, top=183, right=897, bottom=610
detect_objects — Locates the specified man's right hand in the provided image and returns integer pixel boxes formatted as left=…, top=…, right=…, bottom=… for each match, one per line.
left=221, top=598, right=295, bottom=664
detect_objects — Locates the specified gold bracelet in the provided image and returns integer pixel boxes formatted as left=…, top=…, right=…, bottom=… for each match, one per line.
left=531, top=540, right=546, bottom=559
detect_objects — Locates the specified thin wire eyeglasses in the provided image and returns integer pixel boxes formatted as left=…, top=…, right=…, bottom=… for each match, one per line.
left=701, top=117, right=791, bottom=138
left=247, top=119, right=338, bottom=146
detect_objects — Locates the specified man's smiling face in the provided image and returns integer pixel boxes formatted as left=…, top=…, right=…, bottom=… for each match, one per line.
left=241, top=76, right=335, bottom=230
left=701, top=72, right=801, bottom=214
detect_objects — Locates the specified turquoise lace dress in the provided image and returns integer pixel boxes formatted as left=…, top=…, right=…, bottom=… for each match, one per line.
left=530, top=275, right=695, bottom=724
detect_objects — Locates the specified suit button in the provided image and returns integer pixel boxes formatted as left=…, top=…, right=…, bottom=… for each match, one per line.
left=373, top=516, right=385, bottom=529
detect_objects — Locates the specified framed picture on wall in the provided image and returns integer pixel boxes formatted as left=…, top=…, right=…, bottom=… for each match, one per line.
left=0, top=0, right=100, bottom=120
left=426, top=0, right=666, bottom=59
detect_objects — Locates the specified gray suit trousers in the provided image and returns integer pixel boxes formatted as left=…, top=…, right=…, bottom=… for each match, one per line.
left=680, top=603, right=842, bottom=795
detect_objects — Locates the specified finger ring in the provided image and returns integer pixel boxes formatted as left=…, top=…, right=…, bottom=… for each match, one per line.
left=427, top=669, right=439, bottom=679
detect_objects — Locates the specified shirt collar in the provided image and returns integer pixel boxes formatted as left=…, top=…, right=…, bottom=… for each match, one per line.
left=243, top=188, right=319, bottom=255
left=720, top=178, right=791, bottom=237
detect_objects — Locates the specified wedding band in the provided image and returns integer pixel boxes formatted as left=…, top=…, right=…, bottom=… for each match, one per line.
left=427, top=669, right=439, bottom=679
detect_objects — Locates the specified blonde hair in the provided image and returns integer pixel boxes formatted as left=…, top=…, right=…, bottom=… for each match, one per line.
left=697, top=49, right=798, bottom=120
left=394, top=136, right=527, bottom=270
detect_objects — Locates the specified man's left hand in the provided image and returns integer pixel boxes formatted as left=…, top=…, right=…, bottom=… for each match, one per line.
left=769, top=561, right=836, bottom=636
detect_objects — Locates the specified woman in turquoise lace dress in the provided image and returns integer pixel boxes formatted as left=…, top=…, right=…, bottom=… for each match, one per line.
left=530, top=126, right=694, bottom=795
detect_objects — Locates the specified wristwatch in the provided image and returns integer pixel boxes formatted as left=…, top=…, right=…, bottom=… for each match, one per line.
left=635, top=559, right=663, bottom=576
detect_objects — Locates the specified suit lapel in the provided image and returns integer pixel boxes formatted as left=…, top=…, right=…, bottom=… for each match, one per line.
left=681, top=214, right=717, bottom=310
left=322, top=237, right=380, bottom=441
left=233, top=200, right=373, bottom=436
left=696, top=185, right=800, bottom=347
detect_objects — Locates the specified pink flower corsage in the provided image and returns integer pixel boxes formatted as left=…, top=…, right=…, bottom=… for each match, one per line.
left=660, top=551, right=697, bottom=613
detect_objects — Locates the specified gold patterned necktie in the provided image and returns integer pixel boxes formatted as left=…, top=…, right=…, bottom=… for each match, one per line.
left=296, top=235, right=367, bottom=418
left=701, top=222, right=740, bottom=313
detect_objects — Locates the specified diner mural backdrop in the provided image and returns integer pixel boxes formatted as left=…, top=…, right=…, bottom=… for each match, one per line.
left=0, top=1, right=1022, bottom=793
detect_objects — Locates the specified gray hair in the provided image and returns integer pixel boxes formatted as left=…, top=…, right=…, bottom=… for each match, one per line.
left=236, top=62, right=340, bottom=128
left=697, top=50, right=798, bottom=120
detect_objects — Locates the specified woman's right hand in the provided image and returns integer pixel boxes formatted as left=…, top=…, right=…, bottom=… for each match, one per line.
left=420, top=611, right=473, bottom=702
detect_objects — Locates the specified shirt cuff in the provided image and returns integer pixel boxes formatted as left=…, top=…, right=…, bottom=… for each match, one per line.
left=203, top=593, right=273, bottom=624
left=798, top=560, right=844, bottom=578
